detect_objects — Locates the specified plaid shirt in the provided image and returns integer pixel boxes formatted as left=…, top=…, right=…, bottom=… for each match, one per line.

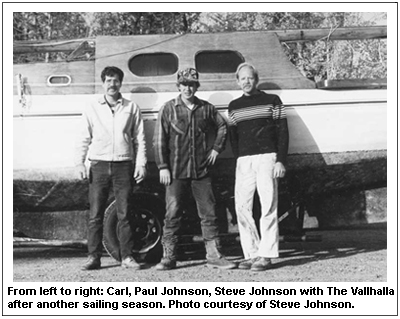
left=153, top=95, right=227, bottom=179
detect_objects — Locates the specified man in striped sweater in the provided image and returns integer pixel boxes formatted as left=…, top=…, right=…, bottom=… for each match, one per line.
left=228, top=63, right=289, bottom=271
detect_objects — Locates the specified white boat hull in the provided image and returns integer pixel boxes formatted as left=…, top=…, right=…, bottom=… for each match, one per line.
left=13, top=89, right=387, bottom=177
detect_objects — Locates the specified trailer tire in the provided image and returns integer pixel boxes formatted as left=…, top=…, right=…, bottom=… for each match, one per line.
left=103, top=193, right=164, bottom=263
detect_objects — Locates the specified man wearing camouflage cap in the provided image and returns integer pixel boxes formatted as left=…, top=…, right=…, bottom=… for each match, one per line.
left=153, top=67, right=236, bottom=270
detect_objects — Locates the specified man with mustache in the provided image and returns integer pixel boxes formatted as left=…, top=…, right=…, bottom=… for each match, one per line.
left=228, top=63, right=289, bottom=271
left=75, top=66, right=147, bottom=270
left=153, top=67, right=237, bottom=270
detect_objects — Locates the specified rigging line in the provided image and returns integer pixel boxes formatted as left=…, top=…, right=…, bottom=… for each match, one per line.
left=13, top=38, right=93, bottom=47
left=14, top=33, right=187, bottom=62
left=327, top=25, right=339, bottom=42
left=317, top=24, right=339, bottom=42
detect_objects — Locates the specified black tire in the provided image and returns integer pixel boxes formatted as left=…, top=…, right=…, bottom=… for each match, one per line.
left=103, top=193, right=165, bottom=262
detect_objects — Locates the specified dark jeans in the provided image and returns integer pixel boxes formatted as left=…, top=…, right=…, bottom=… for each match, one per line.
left=88, top=160, right=134, bottom=259
left=162, top=176, right=219, bottom=245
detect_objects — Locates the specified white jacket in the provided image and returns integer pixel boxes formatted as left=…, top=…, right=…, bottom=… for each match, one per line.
left=75, top=95, right=147, bottom=167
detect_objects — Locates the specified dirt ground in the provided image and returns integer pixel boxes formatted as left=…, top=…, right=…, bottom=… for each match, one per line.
left=13, top=227, right=387, bottom=282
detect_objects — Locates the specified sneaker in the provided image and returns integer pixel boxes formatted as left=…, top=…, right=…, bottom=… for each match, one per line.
left=238, top=258, right=258, bottom=270
left=251, top=257, right=272, bottom=271
left=121, top=256, right=141, bottom=270
left=207, top=257, right=237, bottom=270
left=155, top=258, right=177, bottom=271
left=82, top=256, right=101, bottom=270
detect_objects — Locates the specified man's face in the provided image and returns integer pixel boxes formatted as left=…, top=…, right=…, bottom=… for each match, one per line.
left=178, top=82, right=197, bottom=100
left=237, top=67, right=258, bottom=96
left=102, top=75, right=122, bottom=97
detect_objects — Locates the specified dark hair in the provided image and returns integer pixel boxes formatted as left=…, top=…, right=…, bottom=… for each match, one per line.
left=176, top=82, right=200, bottom=89
left=101, top=66, right=124, bottom=83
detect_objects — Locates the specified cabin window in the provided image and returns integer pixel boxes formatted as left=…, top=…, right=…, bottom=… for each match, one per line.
left=47, top=75, right=71, bottom=86
left=195, top=50, right=244, bottom=73
left=129, top=53, right=178, bottom=77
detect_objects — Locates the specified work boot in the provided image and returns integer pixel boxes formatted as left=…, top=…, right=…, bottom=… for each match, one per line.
left=207, top=257, right=237, bottom=269
left=121, top=256, right=141, bottom=270
left=155, top=258, right=177, bottom=270
left=238, top=258, right=258, bottom=270
left=155, top=242, right=177, bottom=271
left=82, top=255, right=101, bottom=270
left=205, top=239, right=237, bottom=270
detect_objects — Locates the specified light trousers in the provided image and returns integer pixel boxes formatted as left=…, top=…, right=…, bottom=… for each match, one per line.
left=235, top=153, right=279, bottom=259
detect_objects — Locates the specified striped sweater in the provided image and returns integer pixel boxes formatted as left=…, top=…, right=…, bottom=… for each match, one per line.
left=228, top=91, right=289, bottom=164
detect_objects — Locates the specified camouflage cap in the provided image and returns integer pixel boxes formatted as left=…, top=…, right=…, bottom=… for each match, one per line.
left=177, top=67, right=199, bottom=84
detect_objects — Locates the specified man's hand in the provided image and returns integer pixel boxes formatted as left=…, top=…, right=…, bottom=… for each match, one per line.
left=206, top=150, right=219, bottom=166
left=76, top=164, right=88, bottom=180
left=134, top=166, right=147, bottom=184
left=273, top=162, right=286, bottom=178
left=159, top=168, right=172, bottom=186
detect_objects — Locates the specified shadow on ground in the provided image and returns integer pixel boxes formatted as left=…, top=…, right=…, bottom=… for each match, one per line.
left=274, top=225, right=387, bottom=269
left=13, top=225, right=387, bottom=268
